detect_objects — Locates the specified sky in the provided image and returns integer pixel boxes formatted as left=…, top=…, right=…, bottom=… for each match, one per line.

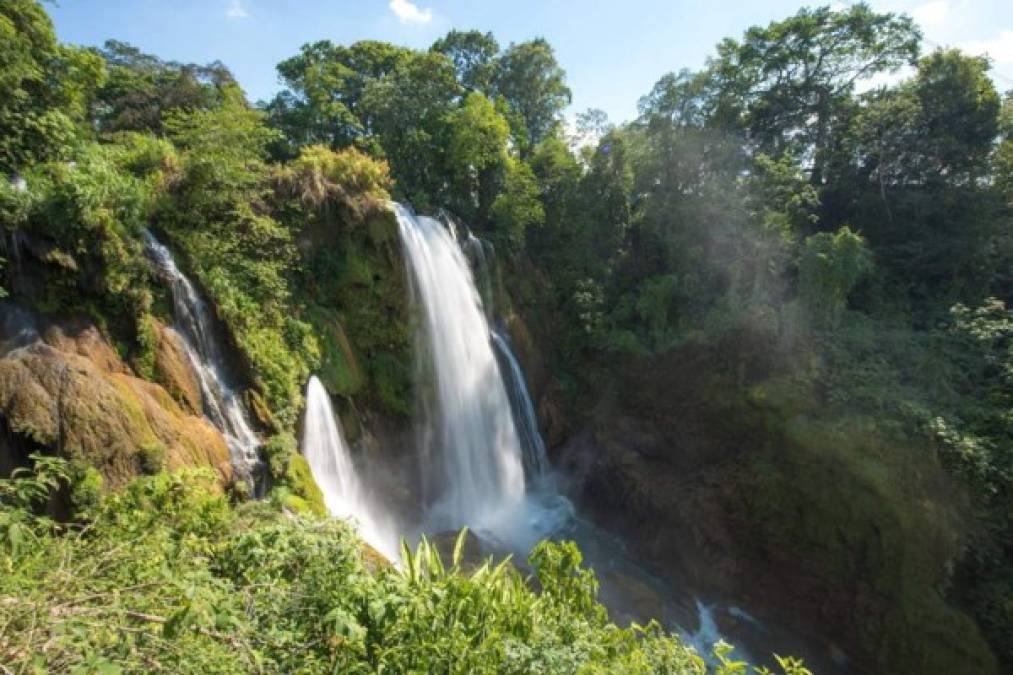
left=47, top=0, right=1013, bottom=125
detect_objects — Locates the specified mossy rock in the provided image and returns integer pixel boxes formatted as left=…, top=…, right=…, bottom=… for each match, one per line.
left=729, top=414, right=996, bottom=675
left=306, top=306, right=364, bottom=397
left=577, top=340, right=999, bottom=675
left=296, top=204, right=413, bottom=419
left=0, top=308, right=233, bottom=489
left=152, top=323, right=202, bottom=415
left=285, top=454, right=327, bottom=517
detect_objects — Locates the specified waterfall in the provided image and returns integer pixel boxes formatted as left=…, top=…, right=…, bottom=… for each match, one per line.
left=461, top=230, right=497, bottom=318
left=491, top=328, right=549, bottom=477
left=302, top=376, right=399, bottom=559
left=449, top=215, right=548, bottom=479
left=142, top=231, right=260, bottom=480
left=393, top=203, right=525, bottom=530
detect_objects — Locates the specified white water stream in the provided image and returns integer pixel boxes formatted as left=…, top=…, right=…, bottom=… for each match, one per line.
left=143, top=231, right=260, bottom=482
left=301, top=376, right=399, bottom=560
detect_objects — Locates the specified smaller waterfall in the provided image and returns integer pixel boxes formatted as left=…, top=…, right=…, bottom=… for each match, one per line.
left=491, top=328, right=549, bottom=477
left=302, top=376, right=399, bottom=560
left=142, top=232, right=260, bottom=478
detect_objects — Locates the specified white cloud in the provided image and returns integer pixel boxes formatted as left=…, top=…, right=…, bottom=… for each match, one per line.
left=910, top=0, right=950, bottom=29
left=958, top=30, right=1013, bottom=67
left=226, top=0, right=248, bottom=20
left=389, top=0, right=432, bottom=25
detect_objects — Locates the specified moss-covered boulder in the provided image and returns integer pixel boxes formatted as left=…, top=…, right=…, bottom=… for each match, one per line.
left=0, top=306, right=232, bottom=489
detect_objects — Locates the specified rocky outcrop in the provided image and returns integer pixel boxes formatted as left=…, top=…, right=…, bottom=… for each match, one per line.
left=0, top=302, right=232, bottom=489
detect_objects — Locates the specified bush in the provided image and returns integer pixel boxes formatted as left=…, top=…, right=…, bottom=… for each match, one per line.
left=0, top=468, right=806, bottom=673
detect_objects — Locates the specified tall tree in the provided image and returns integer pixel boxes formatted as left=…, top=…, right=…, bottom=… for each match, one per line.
left=431, top=30, right=499, bottom=93
left=357, top=51, right=460, bottom=207
left=94, top=40, right=236, bottom=134
left=826, top=50, right=1002, bottom=311
left=0, top=0, right=105, bottom=173
left=706, top=3, right=920, bottom=184
left=494, top=39, right=571, bottom=153
left=443, top=91, right=510, bottom=221
left=266, top=40, right=412, bottom=153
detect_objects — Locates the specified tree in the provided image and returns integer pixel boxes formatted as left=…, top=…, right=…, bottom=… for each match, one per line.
left=528, top=132, right=582, bottom=260
left=494, top=39, right=571, bottom=153
left=266, top=40, right=413, bottom=153
left=798, top=226, right=873, bottom=328
left=431, top=30, right=499, bottom=93
left=997, top=93, right=1013, bottom=208
left=824, top=50, right=1003, bottom=310
left=444, top=91, right=510, bottom=221
left=490, top=158, right=543, bottom=253
left=94, top=40, right=236, bottom=134
left=706, top=3, right=920, bottom=184
left=358, top=51, right=460, bottom=207
left=913, top=50, right=1000, bottom=183
left=0, top=0, right=106, bottom=173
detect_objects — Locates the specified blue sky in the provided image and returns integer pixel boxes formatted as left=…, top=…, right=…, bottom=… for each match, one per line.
left=48, top=0, right=1013, bottom=124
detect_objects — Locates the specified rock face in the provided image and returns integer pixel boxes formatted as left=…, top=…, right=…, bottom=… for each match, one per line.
left=556, top=342, right=998, bottom=675
left=0, top=302, right=232, bottom=489
left=153, top=324, right=203, bottom=416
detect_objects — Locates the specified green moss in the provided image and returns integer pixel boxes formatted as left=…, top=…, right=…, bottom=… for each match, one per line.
left=133, top=312, right=159, bottom=381
left=138, top=440, right=167, bottom=475
left=736, top=410, right=996, bottom=674
left=294, top=205, right=413, bottom=420
left=306, top=306, right=364, bottom=397
left=370, top=351, right=413, bottom=417
left=285, top=455, right=326, bottom=517
left=262, top=432, right=296, bottom=481
left=262, top=432, right=327, bottom=517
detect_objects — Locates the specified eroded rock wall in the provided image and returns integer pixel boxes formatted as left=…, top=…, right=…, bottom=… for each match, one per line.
left=0, top=302, right=232, bottom=489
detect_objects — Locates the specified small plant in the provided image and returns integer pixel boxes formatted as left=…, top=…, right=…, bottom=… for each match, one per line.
left=0, top=453, right=69, bottom=556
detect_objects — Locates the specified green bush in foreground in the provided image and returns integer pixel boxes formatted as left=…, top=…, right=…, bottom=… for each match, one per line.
left=0, top=458, right=809, bottom=674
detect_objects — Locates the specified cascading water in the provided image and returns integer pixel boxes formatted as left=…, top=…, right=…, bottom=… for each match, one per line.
left=393, top=203, right=525, bottom=531
left=302, top=376, right=399, bottom=560
left=460, top=229, right=497, bottom=318
left=142, top=231, right=260, bottom=480
left=392, top=203, right=758, bottom=665
left=491, top=328, right=549, bottom=478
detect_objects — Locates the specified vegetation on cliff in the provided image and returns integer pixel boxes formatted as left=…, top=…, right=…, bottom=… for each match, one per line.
left=1, top=0, right=1012, bottom=671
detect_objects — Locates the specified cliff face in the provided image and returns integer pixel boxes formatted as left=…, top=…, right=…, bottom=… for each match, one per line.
left=0, top=301, right=232, bottom=489
left=550, top=339, right=997, bottom=675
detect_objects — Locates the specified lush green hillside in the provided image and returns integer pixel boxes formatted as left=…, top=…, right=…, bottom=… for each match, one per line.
left=1, top=0, right=1012, bottom=671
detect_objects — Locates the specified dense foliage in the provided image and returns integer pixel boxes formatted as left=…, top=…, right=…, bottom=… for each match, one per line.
left=2, top=0, right=1012, bottom=670
left=0, top=459, right=809, bottom=674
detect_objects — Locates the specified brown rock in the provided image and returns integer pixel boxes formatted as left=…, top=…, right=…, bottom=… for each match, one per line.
left=0, top=308, right=232, bottom=489
left=153, top=324, right=202, bottom=415
left=41, top=317, right=127, bottom=374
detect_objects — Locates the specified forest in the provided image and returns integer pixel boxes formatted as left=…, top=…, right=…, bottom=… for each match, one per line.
left=1, top=0, right=1012, bottom=672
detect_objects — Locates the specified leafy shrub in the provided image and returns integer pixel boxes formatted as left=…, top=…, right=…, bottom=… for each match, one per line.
left=276, top=144, right=391, bottom=215
left=0, top=468, right=805, bottom=674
